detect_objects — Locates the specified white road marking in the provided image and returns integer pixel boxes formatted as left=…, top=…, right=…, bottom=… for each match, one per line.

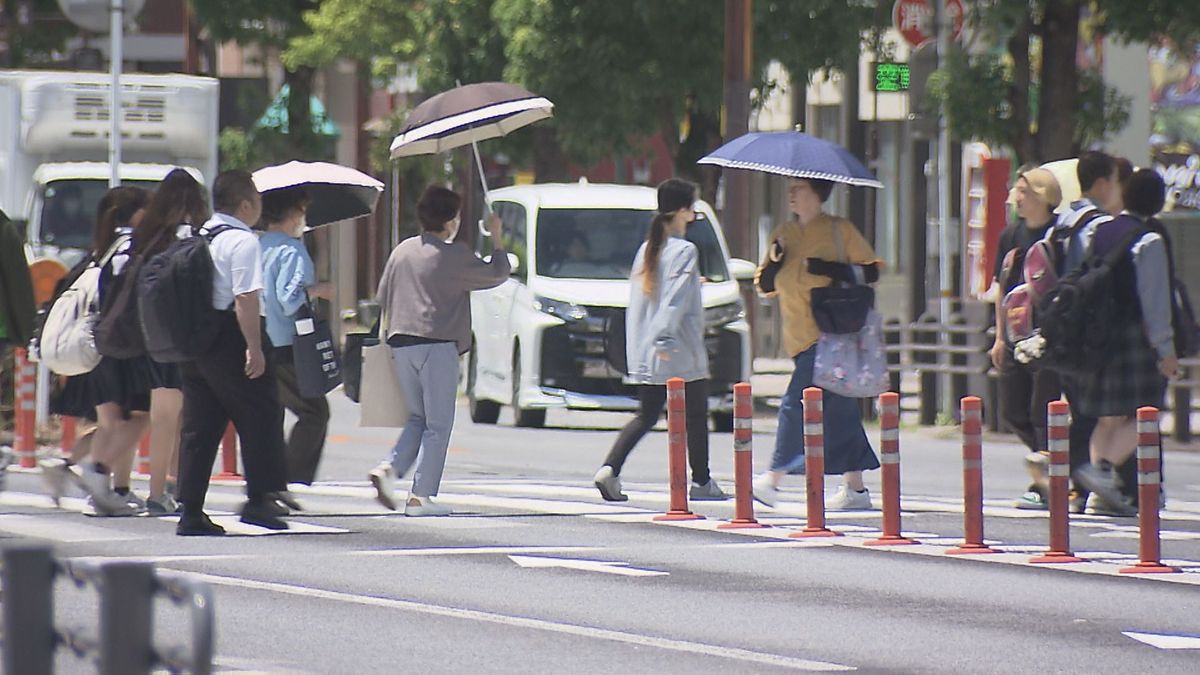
left=182, top=572, right=855, bottom=672
left=0, top=514, right=139, bottom=542
left=351, top=546, right=604, bottom=557
left=508, top=554, right=668, bottom=577
left=158, top=515, right=349, bottom=536
left=1123, top=631, right=1200, bottom=649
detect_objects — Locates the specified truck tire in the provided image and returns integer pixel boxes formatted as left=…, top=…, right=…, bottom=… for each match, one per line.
left=710, top=411, right=734, bottom=433
left=468, top=344, right=500, bottom=424
left=511, top=351, right=546, bottom=428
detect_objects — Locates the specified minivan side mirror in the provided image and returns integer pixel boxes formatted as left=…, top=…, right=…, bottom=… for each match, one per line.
left=728, top=257, right=756, bottom=281
left=507, top=252, right=521, bottom=274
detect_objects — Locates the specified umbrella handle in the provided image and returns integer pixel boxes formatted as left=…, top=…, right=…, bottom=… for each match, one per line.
left=471, top=137, right=494, bottom=237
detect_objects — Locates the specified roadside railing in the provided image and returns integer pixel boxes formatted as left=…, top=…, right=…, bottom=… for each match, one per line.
left=1, top=543, right=214, bottom=675
left=882, top=313, right=996, bottom=428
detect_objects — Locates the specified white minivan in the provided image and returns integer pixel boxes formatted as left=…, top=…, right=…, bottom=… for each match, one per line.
left=467, top=180, right=755, bottom=429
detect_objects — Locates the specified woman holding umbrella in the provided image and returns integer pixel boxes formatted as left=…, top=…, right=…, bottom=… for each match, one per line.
left=751, top=178, right=882, bottom=510
left=259, top=187, right=334, bottom=486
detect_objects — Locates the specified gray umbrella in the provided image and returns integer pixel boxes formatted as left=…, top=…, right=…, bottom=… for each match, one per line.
left=389, top=82, right=554, bottom=159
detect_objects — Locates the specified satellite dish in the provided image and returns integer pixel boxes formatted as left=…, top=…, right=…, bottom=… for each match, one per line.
left=57, top=0, right=145, bottom=34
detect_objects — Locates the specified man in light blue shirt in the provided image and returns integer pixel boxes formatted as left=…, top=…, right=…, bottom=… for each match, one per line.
left=259, top=187, right=333, bottom=486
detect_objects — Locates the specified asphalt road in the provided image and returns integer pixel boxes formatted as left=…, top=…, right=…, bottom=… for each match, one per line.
left=2, top=393, right=1199, bottom=674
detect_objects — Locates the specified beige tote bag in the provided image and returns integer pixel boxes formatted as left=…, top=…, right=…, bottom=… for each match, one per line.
left=359, top=315, right=409, bottom=427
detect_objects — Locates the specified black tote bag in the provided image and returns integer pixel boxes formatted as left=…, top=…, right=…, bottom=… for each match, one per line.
left=809, top=219, right=874, bottom=335
left=292, top=301, right=343, bottom=398
left=342, top=319, right=379, bottom=403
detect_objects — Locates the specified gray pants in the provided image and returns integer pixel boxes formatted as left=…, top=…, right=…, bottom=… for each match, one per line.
left=386, top=342, right=458, bottom=497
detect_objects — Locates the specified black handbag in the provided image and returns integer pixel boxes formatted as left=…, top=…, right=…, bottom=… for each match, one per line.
left=342, top=319, right=379, bottom=403
left=809, top=219, right=874, bottom=335
left=291, top=299, right=343, bottom=399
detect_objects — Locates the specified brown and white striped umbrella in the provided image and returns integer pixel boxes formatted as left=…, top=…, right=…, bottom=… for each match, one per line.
left=389, top=82, right=554, bottom=158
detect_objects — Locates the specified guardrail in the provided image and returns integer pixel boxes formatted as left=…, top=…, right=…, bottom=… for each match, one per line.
left=882, top=313, right=996, bottom=429
left=2, top=543, right=214, bottom=675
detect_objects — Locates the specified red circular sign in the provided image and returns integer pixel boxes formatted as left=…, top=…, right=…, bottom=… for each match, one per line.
left=894, top=0, right=964, bottom=49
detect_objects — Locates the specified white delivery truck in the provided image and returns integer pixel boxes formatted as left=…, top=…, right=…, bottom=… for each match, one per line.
left=0, top=70, right=219, bottom=267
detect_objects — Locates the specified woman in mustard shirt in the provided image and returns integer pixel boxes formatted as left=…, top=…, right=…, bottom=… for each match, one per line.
left=752, top=178, right=881, bottom=510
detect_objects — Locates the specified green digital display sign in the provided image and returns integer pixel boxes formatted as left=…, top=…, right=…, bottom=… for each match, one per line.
left=874, top=62, right=911, bottom=92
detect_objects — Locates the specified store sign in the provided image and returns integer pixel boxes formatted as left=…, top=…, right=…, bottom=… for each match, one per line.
left=874, top=63, right=911, bottom=92
left=893, top=0, right=964, bottom=49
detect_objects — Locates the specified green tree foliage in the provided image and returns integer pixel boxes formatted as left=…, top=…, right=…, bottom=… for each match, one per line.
left=189, top=0, right=328, bottom=164
left=934, top=0, right=1200, bottom=164
left=0, top=0, right=76, bottom=67
left=754, top=0, right=890, bottom=96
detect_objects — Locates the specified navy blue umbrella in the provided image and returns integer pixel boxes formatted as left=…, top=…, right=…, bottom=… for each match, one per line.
left=698, top=130, right=883, bottom=188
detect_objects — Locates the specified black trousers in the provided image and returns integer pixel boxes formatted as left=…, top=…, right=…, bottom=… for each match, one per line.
left=999, top=361, right=1061, bottom=453
left=178, top=314, right=287, bottom=508
left=604, top=379, right=710, bottom=485
left=272, top=347, right=330, bottom=485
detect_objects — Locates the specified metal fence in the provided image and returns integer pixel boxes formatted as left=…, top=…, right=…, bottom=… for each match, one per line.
left=1, top=543, right=214, bottom=675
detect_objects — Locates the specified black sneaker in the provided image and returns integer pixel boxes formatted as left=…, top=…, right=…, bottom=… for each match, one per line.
left=176, top=512, right=227, bottom=536
left=240, top=500, right=289, bottom=530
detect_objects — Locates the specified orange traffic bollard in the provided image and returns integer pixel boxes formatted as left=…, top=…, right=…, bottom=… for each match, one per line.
left=866, top=392, right=917, bottom=546
left=136, top=433, right=151, bottom=476
left=1030, top=400, right=1083, bottom=563
left=13, top=348, right=38, bottom=468
left=213, top=423, right=242, bottom=480
left=947, top=396, right=999, bottom=555
left=1120, top=407, right=1179, bottom=574
left=791, top=387, right=840, bottom=538
left=719, top=382, right=767, bottom=529
left=654, top=378, right=702, bottom=521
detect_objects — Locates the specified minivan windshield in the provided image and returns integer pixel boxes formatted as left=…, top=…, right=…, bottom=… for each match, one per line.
left=535, top=208, right=729, bottom=281
left=38, top=178, right=160, bottom=250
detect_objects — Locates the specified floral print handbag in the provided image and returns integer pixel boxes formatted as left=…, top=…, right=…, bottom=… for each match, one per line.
left=812, top=309, right=889, bottom=398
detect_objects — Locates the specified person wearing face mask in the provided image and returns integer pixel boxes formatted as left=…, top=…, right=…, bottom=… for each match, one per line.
left=259, top=188, right=334, bottom=487
left=368, top=186, right=508, bottom=516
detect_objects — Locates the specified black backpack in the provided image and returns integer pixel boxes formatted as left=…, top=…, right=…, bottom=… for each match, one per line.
left=136, top=224, right=233, bottom=363
left=95, top=233, right=159, bottom=359
left=1036, top=226, right=1148, bottom=377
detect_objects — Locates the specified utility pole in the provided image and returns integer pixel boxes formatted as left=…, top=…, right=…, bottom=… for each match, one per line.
left=935, top=0, right=954, bottom=412
left=722, top=0, right=751, bottom=260
left=108, top=0, right=124, bottom=188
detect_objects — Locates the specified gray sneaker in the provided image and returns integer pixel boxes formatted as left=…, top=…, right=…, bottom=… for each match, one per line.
left=1085, top=492, right=1137, bottom=517
left=146, top=493, right=180, bottom=516
left=1073, top=462, right=1125, bottom=511
left=593, top=465, right=628, bottom=502
left=79, top=464, right=134, bottom=514
left=689, top=479, right=729, bottom=501
left=828, top=486, right=873, bottom=511
left=85, top=495, right=140, bottom=517
left=122, top=491, right=148, bottom=514
left=1014, top=490, right=1049, bottom=511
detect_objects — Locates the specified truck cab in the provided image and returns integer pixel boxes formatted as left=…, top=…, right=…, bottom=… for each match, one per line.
left=0, top=70, right=218, bottom=266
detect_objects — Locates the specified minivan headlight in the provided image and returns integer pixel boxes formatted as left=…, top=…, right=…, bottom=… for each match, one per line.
left=533, top=295, right=589, bottom=321
left=704, top=301, right=744, bottom=328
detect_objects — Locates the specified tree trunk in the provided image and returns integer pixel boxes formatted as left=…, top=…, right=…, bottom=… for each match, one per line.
left=284, top=64, right=317, bottom=160
left=1008, top=17, right=1035, bottom=165
left=1035, top=0, right=1081, bottom=163
left=531, top=126, right=570, bottom=182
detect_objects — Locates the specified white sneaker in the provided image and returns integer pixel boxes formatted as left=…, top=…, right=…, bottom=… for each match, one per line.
left=79, top=464, right=132, bottom=514
left=404, top=495, right=452, bottom=517
left=752, top=474, right=779, bottom=508
left=39, top=458, right=70, bottom=505
left=592, top=465, right=627, bottom=502
left=368, top=462, right=396, bottom=511
left=828, top=486, right=873, bottom=511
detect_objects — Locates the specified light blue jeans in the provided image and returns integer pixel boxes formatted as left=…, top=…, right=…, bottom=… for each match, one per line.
left=386, top=342, right=459, bottom=497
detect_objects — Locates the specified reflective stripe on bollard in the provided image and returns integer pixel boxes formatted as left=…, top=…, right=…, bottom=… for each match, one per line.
left=1030, top=400, right=1083, bottom=563
left=719, top=382, right=767, bottom=529
left=947, top=396, right=999, bottom=554
left=866, top=392, right=917, bottom=546
left=792, top=387, right=840, bottom=538
left=654, top=378, right=702, bottom=521
left=1120, top=407, right=1180, bottom=574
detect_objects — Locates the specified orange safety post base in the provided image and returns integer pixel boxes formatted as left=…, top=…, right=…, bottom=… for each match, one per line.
left=719, top=383, right=769, bottom=530
left=1030, top=401, right=1084, bottom=564
left=60, top=416, right=78, bottom=453
left=947, top=396, right=999, bottom=555
left=654, top=378, right=703, bottom=522
left=865, top=392, right=917, bottom=547
left=790, top=387, right=840, bottom=539
left=136, top=433, right=151, bottom=476
left=1119, top=407, right=1180, bottom=574
left=213, top=423, right=243, bottom=480
left=14, top=348, right=38, bottom=469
